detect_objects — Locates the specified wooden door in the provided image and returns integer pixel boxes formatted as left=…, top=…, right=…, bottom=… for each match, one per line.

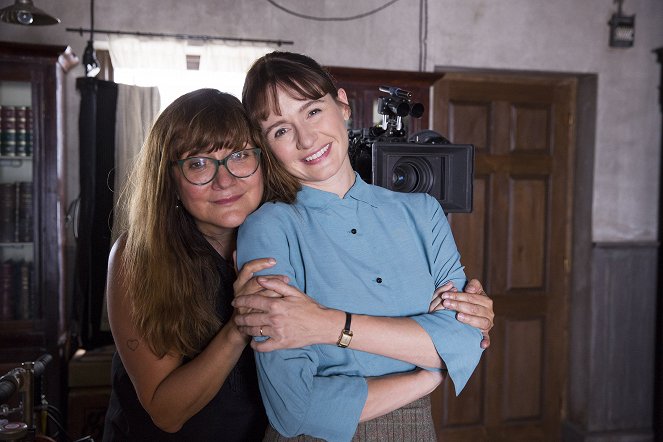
left=431, top=74, right=577, bottom=441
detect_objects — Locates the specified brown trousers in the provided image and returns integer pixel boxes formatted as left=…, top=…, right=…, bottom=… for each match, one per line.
left=262, top=395, right=436, bottom=442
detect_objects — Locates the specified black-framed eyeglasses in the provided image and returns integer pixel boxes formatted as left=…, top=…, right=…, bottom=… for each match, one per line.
left=174, top=148, right=262, bottom=185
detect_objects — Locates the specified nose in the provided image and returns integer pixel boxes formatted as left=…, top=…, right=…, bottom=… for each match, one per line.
left=295, top=124, right=317, bottom=150
left=211, top=164, right=236, bottom=189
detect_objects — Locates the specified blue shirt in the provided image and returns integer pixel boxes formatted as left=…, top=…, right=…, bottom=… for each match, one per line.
left=236, top=174, right=483, bottom=441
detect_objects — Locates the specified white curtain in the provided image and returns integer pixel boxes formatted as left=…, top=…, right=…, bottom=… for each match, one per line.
left=111, top=84, right=161, bottom=244
left=199, top=42, right=272, bottom=73
left=101, top=83, right=160, bottom=333
left=108, top=35, right=188, bottom=82
left=109, top=35, right=272, bottom=106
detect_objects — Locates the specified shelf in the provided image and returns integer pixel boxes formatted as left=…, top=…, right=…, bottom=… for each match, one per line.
left=0, top=156, right=33, bottom=167
left=0, top=42, right=67, bottom=412
left=0, top=242, right=33, bottom=248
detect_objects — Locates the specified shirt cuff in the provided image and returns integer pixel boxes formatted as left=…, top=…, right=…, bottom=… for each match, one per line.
left=412, top=310, right=483, bottom=395
left=299, top=375, right=368, bottom=441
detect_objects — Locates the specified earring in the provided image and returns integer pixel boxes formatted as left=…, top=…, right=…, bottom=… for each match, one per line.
left=175, top=197, right=181, bottom=209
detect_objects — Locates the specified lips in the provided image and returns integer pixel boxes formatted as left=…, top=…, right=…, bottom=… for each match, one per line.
left=304, top=143, right=330, bottom=162
left=214, top=194, right=242, bottom=205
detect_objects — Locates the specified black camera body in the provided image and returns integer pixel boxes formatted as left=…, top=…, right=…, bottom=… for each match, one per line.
left=348, top=86, right=474, bottom=213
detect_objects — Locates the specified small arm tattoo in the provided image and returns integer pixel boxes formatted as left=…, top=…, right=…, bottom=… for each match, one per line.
left=127, top=339, right=139, bottom=351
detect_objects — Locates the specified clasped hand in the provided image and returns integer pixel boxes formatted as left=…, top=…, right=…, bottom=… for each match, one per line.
left=233, top=258, right=494, bottom=351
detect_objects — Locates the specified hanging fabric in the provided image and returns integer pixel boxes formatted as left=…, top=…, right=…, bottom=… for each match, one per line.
left=111, top=84, right=160, bottom=244
left=75, top=77, right=160, bottom=345
left=198, top=42, right=272, bottom=73
left=107, top=35, right=187, bottom=87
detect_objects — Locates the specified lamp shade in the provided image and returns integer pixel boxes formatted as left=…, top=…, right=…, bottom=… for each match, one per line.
left=0, top=0, right=60, bottom=25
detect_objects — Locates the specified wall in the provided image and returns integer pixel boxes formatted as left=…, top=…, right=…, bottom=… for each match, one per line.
left=0, top=0, right=661, bottom=243
left=1, top=0, right=662, bottom=439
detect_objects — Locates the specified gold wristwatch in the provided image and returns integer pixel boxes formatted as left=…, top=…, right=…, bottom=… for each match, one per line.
left=336, top=312, right=353, bottom=348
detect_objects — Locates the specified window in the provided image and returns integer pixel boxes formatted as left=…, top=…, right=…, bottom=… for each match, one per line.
left=104, top=37, right=272, bottom=111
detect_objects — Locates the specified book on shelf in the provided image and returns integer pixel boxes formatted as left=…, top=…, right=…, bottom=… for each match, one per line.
left=0, top=182, right=33, bottom=243
left=18, top=181, right=33, bottom=242
left=0, top=105, right=33, bottom=157
left=0, top=259, right=34, bottom=320
left=0, top=182, right=16, bottom=242
left=15, top=259, right=33, bottom=320
left=0, top=259, right=12, bottom=321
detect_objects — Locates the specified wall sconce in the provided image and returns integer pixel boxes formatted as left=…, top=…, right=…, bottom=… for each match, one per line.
left=0, top=0, right=59, bottom=25
left=608, top=0, right=635, bottom=48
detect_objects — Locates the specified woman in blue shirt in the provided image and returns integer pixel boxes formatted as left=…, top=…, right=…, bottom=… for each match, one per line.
left=235, top=51, right=489, bottom=441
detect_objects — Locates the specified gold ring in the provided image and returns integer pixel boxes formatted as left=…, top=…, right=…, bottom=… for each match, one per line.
left=259, top=327, right=264, bottom=336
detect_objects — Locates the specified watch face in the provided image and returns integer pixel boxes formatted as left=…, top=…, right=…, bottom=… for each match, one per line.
left=338, top=330, right=353, bottom=348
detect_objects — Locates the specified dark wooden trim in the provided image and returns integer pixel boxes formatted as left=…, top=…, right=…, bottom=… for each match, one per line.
left=0, top=41, right=67, bottom=415
left=326, top=66, right=444, bottom=87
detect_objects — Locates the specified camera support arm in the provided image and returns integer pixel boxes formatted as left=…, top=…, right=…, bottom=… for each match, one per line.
left=0, top=354, right=52, bottom=431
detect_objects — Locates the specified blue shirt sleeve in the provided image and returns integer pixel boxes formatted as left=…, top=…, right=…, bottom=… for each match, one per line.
left=255, top=347, right=368, bottom=441
left=238, top=206, right=368, bottom=440
left=411, top=310, right=483, bottom=395
left=411, top=195, right=484, bottom=395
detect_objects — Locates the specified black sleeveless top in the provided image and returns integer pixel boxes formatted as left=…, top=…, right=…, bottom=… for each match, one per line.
left=102, top=256, right=267, bottom=441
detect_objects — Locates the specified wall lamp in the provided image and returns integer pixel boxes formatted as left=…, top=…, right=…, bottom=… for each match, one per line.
left=0, top=0, right=59, bottom=25
left=608, top=0, right=635, bottom=48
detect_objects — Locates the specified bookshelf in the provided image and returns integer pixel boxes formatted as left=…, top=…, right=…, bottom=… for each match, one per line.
left=0, top=42, right=67, bottom=413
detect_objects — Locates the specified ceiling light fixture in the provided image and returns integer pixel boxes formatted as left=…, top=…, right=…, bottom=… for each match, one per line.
left=0, top=0, right=60, bottom=25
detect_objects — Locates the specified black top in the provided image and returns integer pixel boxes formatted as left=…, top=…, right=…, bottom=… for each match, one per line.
left=102, top=256, right=267, bottom=441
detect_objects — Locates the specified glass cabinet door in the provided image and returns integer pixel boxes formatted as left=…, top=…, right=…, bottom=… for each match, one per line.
left=0, top=80, right=36, bottom=322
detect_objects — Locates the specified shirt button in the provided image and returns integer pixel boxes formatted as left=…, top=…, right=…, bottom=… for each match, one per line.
left=350, top=228, right=357, bottom=234
left=376, top=277, right=383, bottom=283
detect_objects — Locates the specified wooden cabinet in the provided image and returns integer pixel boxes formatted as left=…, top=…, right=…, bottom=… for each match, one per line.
left=326, top=66, right=443, bottom=135
left=0, top=41, right=67, bottom=414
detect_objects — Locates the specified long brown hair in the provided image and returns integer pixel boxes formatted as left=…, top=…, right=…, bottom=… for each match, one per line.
left=116, top=89, right=297, bottom=358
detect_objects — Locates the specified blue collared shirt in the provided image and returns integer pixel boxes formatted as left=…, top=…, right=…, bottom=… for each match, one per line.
left=236, top=174, right=483, bottom=441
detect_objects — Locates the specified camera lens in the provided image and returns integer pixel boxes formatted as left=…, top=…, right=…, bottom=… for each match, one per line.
left=391, top=157, right=433, bottom=194
left=16, top=10, right=33, bottom=25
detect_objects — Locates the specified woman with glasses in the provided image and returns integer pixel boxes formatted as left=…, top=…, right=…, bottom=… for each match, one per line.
left=234, top=51, right=491, bottom=441
left=102, top=89, right=300, bottom=441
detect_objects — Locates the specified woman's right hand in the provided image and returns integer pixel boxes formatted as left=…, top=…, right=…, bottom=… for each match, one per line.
left=232, top=276, right=339, bottom=351
left=232, top=256, right=289, bottom=315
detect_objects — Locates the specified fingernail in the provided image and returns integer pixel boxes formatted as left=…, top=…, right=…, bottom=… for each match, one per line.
left=268, top=258, right=276, bottom=264
left=457, top=313, right=465, bottom=321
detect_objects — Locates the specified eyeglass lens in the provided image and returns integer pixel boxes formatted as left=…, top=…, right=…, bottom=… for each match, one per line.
left=181, top=149, right=260, bottom=184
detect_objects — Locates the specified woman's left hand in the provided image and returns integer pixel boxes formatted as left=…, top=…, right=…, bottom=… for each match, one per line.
left=440, top=279, right=494, bottom=349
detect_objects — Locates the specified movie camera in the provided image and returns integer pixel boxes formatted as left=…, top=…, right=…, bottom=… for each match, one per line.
left=348, top=86, right=474, bottom=213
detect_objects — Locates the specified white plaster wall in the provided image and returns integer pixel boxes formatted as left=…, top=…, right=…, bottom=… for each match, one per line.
left=0, top=0, right=661, bottom=242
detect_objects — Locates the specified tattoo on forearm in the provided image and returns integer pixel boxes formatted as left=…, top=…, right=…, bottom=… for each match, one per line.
left=127, top=339, right=139, bottom=351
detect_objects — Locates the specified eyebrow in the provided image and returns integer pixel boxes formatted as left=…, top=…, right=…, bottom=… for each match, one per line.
left=263, top=98, right=325, bottom=135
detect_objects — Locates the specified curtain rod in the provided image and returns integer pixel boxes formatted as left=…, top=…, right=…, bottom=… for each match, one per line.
left=65, top=27, right=294, bottom=46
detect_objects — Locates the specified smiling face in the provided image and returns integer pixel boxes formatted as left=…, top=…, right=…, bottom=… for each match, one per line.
left=174, top=145, right=264, bottom=239
left=260, top=87, right=355, bottom=195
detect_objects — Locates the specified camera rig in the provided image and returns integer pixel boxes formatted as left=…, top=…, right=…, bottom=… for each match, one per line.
left=348, top=86, right=474, bottom=213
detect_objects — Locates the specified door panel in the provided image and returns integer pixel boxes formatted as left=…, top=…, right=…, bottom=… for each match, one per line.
left=432, top=74, right=576, bottom=441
